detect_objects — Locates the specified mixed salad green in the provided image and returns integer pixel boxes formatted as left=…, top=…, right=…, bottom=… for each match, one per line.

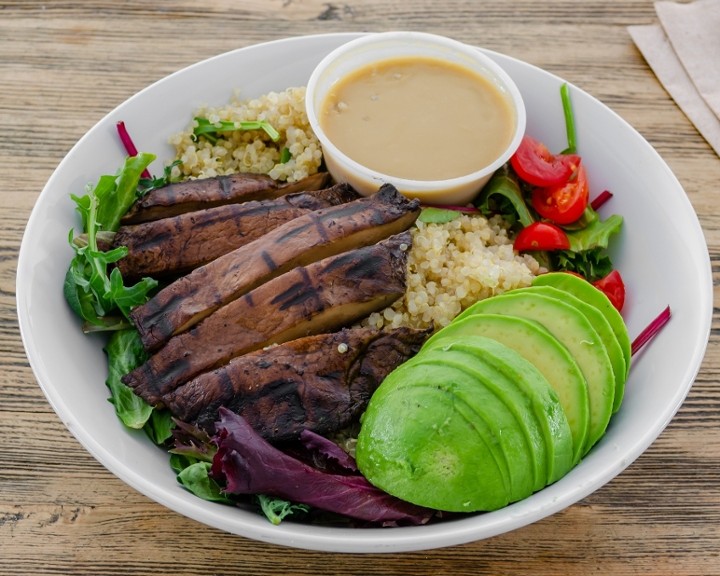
left=62, top=85, right=668, bottom=526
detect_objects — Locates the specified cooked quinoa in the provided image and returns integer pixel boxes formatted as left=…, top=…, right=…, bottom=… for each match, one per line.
left=361, top=213, right=544, bottom=331
left=169, top=87, right=322, bottom=183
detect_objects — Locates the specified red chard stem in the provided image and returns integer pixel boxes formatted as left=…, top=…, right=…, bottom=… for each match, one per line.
left=631, top=305, right=671, bottom=356
left=116, top=121, right=152, bottom=179
left=591, top=189, right=613, bottom=211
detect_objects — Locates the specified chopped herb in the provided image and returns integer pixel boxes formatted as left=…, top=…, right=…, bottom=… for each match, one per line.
left=192, top=117, right=280, bottom=144
left=418, top=207, right=462, bottom=224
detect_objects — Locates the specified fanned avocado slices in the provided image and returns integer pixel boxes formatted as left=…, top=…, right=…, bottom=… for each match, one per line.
left=356, top=276, right=633, bottom=513
left=420, top=336, right=574, bottom=484
left=458, top=291, right=616, bottom=455
left=425, top=321, right=585, bottom=468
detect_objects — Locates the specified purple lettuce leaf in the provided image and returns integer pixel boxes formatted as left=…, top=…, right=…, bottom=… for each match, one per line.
left=210, top=407, right=435, bottom=526
left=171, top=418, right=216, bottom=462
left=298, top=429, right=359, bottom=474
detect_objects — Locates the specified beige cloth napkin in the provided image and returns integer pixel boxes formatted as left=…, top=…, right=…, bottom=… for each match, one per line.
left=628, top=0, right=720, bottom=157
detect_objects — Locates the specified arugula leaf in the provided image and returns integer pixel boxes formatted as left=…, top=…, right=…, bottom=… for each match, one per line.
left=475, top=166, right=535, bottom=228
left=72, top=175, right=115, bottom=232
left=108, top=267, right=157, bottom=320
left=65, top=153, right=158, bottom=327
left=104, top=329, right=152, bottom=429
left=94, top=153, right=156, bottom=233
left=138, top=159, right=182, bottom=195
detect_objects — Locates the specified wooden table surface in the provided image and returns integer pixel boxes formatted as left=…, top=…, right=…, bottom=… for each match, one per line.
left=2, top=1, right=719, bottom=574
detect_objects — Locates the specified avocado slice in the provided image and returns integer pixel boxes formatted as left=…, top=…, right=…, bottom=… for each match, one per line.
left=425, top=313, right=589, bottom=466
left=512, top=284, right=626, bottom=414
left=421, top=336, right=574, bottom=484
left=405, top=346, right=550, bottom=492
left=356, top=384, right=511, bottom=512
left=531, top=272, right=631, bottom=411
left=356, top=362, right=517, bottom=511
left=379, top=358, right=537, bottom=503
left=457, top=291, right=615, bottom=455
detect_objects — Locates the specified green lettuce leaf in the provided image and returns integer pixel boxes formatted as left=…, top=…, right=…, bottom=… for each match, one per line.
left=566, top=214, right=623, bottom=252
left=105, top=328, right=175, bottom=443
left=257, top=494, right=310, bottom=525
left=177, top=462, right=233, bottom=504
left=475, top=166, right=535, bottom=228
left=104, top=328, right=152, bottom=429
left=551, top=214, right=623, bottom=281
left=551, top=249, right=613, bottom=281
left=144, top=409, right=175, bottom=445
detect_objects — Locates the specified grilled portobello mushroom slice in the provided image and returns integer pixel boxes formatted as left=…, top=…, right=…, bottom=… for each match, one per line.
left=112, top=183, right=358, bottom=281
left=131, top=183, right=420, bottom=351
left=121, top=171, right=330, bottom=224
left=123, top=231, right=412, bottom=404
left=163, top=325, right=431, bottom=438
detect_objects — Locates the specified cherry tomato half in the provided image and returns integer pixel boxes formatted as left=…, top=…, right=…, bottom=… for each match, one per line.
left=593, top=269, right=626, bottom=312
left=514, top=222, right=570, bottom=252
left=531, top=164, right=589, bottom=225
left=510, top=135, right=581, bottom=187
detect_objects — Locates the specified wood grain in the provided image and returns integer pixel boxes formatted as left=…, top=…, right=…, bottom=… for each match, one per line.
left=2, top=1, right=719, bottom=574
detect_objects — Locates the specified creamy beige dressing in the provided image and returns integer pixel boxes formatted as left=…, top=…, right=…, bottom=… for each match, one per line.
left=320, top=56, right=516, bottom=181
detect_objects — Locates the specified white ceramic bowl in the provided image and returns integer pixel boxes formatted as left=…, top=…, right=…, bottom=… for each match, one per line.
left=16, top=33, right=712, bottom=553
left=305, top=31, right=526, bottom=205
